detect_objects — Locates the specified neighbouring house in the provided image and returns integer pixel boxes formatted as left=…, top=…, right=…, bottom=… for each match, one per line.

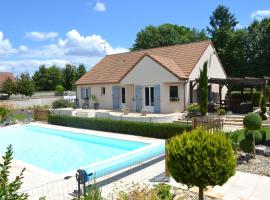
left=75, top=40, right=227, bottom=113
left=0, top=72, right=15, bottom=86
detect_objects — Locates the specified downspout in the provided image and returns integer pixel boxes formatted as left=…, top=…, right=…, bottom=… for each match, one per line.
left=183, top=79, right=188, bottom=110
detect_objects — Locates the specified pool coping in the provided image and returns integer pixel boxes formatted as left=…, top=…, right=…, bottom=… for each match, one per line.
left=1, top=122, right=165, bottom=189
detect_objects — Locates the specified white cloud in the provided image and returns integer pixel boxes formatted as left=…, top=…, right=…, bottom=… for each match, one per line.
left=94, top=2, right=106, bottom=12
left=0, top=31, right=17, bottom=56
left=58, top=29, right=127, bottom=56
left=0, top=29, right=128, bottom=75
left=251, top=9, right=270, bottom=20
left=25, top=31, right=58, bottom=41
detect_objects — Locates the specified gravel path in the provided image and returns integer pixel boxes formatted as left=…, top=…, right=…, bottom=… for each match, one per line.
left=237, top=154, right=270, bottom=177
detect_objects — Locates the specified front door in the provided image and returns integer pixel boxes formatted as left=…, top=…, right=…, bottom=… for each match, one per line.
left=144, top=86, right=154, bottom=112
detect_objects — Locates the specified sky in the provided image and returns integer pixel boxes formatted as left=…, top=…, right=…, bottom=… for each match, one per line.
left=0, top=0, right=269, bottom=75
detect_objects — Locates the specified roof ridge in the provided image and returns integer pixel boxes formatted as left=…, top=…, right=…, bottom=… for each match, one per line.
left=107, top=40, right=211, bottom=57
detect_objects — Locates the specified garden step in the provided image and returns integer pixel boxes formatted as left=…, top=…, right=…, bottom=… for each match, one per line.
left=224, top=118, right=243, bottom=122
left=223, top=122, right=243, bottom=126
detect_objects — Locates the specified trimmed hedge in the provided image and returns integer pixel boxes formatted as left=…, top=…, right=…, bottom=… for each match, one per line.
left=48, top=115, right=192, bottom=139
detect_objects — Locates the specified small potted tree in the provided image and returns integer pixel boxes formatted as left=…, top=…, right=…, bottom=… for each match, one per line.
left=91, top=94, right=99, bottom=109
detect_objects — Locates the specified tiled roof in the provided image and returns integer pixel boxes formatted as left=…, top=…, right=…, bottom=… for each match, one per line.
left=76, top=40, right=212, bottom=85
left=0, top=72, right=15, bottom=85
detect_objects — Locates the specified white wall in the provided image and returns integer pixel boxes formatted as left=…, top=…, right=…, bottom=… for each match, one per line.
left=122, top=56, right=185, bottom=113
left=186, top=44, right=227, bottom=105
left=0, top=97, right=62, bottom=109
left=121, top=56, right=179, bottom=85
left=77, top=84, right=114, bottom=109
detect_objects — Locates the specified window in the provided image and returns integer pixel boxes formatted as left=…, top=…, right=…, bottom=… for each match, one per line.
left=170, top=86, right=179, bottom=101
left=101, top=87, right=106, bottom=95
left=121, top=88, right=126, bottom=103
left=150, top=87, right=154, bottom=106
left=145, top=87, right=149, bottom=106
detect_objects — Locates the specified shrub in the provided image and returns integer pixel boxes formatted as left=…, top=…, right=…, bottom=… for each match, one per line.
left=260, top=96, right=267, bottom=120
left=198, top=62, right=208, bottom=116
left=243, top=113, right=262, bottom=130
left=153, top=183, right=172, bottom=200
left=0, top=145, right=28, bottom=199
left=245, top=130, right=262, bottom=144
left=0, top=107, right=8, bottom=122
left=166, top=128, right=236, bottom=200
left=252, top=91, right=261, bottom=107
left=187, top=103, right=200, bottom=116
left=117, top=183, right=159, bottom=200
left=55, top=85, right=65, bottom=96
left=52, top=99, right=72, bottom=109
left=239, top=139, right=253, bottom=153
left=259, top=127, right=270, bottom=143
left=48, top=115, right=192, bottom=139
left=218, top=108, right=226, bottom=116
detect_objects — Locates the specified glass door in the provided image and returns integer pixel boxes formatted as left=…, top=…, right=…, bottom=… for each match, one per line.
left=144, top=86, right=154, bottom=112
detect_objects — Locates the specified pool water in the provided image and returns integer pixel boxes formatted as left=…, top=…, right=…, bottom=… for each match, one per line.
left=0, top=125, right=148, bottom=173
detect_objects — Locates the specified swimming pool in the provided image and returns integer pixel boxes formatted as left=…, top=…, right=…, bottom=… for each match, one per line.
left=0, top=125, right=153, bottom=174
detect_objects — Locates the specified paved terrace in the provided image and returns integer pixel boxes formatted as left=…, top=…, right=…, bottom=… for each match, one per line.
left=51, top=108, right=187, bottom=123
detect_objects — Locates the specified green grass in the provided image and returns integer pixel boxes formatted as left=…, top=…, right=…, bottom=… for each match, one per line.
left=12, top=113, right=28, bottom=121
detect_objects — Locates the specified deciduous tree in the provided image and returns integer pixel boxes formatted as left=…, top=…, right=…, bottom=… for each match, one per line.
left=131, top=24, right=208, bottom=50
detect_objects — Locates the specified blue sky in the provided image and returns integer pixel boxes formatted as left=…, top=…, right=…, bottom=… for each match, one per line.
left=0, top=0, right=269, bottom=75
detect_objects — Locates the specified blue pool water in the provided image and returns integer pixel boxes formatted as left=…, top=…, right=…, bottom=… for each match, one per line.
left=0, top=125, right=148, bottom=173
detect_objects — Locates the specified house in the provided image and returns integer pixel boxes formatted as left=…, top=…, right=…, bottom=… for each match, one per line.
left=0, top=72, right=15, bottom=86
left=75, top=40, right=227, bottom=113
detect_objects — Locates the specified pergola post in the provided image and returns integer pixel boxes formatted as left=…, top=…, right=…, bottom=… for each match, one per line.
left=240, top=83, right=244, bottom=102
left=227, top=85, right=232, bottom=111
left=219, top=84, right=223, bottom=107
left=189, top=81, right=193, bottom=104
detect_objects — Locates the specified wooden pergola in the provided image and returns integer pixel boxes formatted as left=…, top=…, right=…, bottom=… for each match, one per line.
left=189, top=76, right=270, bottom=113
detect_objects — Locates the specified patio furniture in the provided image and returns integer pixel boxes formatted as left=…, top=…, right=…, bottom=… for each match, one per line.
left=76, top=111, right=88, bottom=118
left=121, top=108, right=129, bottom=115
left=141, top=109, right=147, bottom=116
left=82, top=99, right=89, bottom=109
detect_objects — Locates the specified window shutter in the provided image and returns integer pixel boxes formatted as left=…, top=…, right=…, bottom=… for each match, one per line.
left=135, top=85, right=142, bottom=112
left=154, top=84, right=161, bottom=113
left=81, top=87, right=85, bottom=99
left=88, top=87, right=91, bottom=98
left=112, top=86, right=120, bottom=109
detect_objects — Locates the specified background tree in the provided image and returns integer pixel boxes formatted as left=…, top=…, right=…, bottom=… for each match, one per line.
left=33, top=65, right=62, bottom=91
left=245, top=18, right=270, bottom=77
left=76, top=64, right=87, bottom=81
left=1, top=78, right=16, bottom=98
left=207, top=5, right=238, bottom=74
left=198, top=62, right=208, bottom=116
left=62, top=64, right=76, bottom=90
left=166, top=128, right=236, bottom=200
left=131, top=23, right=208, bottom=50
left=0, top=145, right=28, bottom=199
left=16, top=73, right=35, bottom=99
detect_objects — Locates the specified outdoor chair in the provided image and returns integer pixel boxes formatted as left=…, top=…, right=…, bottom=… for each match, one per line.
left=121, top=108, right=129, bottom=115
